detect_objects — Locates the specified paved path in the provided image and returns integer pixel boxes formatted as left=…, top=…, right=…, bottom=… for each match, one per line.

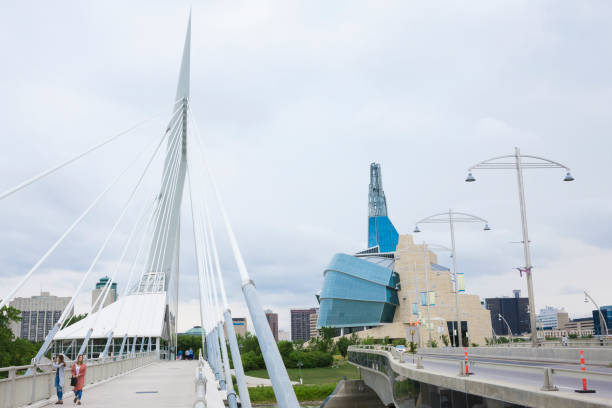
left=48, top=361, right=199, bottom=407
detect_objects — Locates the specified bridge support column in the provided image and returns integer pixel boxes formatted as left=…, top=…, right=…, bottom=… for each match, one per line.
left=217, top=321, right=237, bottom=406
left=242, top=281, right=299, bottom=408
left=224, top=309, right=251, bottom=408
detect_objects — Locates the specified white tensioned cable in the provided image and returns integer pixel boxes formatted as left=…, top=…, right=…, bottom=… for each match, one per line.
left=0, top=104, right=183, bottom=202
left=186, top=106, right=250, bottom=285
left=132, top=124, right=183, bottom=292
left=0, top=126, right=172, bottom=312
left=187, top=172, right=206, bottom=334
left=197, top=169, right=223, bottom=325
left=136, top=118, right=182, bottom=292
left=90, top=196, right=157, bottom=321
left=145, top=123, right=184, bottom=292
left=145, top=118, right=184, bottom=290
left=112, top=197, right=163, bottom=336
left=187, top=169, right=214, bottom=334
left=55, top=119, right=175, bottom=326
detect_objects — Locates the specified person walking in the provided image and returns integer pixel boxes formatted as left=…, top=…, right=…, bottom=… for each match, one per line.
left=71, top=354, right=87, bottom=405
left=52, top=354, right=66, bottom=404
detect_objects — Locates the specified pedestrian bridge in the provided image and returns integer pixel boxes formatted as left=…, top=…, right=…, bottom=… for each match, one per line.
left=0, top=353, right=227, bottom=408
left=347, top=345, right=612, bottom=408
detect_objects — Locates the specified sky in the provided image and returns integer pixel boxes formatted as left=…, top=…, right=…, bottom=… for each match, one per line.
left=1, top=1, right=612, bottom=334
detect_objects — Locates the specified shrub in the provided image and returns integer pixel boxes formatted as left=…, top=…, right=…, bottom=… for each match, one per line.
left=409, top=341, right=417, bottom=353
left=568, top=334, right=578, bottom=339
left=287, top=350, right=333, bottom=369
left=471, top=343, right=479, bottom=347
left=242, top=350, right=265, bottom=371
left=441, top=335, right=449, bottom=347
left=427, top=339, right=438, bottom=348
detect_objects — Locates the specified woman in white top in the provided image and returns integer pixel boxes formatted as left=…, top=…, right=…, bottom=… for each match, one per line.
left=52, top=354, right=66, bottom=404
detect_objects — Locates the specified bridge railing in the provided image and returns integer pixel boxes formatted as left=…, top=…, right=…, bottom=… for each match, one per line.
left=487, top=338, right=612, bottom=348
left=0, top=352, right=157, bottom=408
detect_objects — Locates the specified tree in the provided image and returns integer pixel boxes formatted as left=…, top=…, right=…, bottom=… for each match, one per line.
left=1, top=306, right=42, bottom=374
left=336, top=337, right=350, bottom=359
left=61, top=313, right=87, bottom=329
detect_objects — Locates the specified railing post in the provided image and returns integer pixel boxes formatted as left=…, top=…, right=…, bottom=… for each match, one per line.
left=8, top=367, right=16, bottom=407
left=541, top=368, right=558, bottom=391
left=416, top=356, right=424, bottom=369
left=30, top=363, right=37, bottom=403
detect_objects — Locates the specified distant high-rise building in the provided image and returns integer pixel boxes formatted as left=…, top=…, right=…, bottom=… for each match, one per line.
left=593, top=306, right=612, bottom=336
left=278, top=329, right=290, bottom=341
left=9, top=291, right=73, bottom=341
left=485, top=291, right=530, bottom=336
left=232, top=317, right=247, bottom=337
left=309, top=310, right=320, bottom=339
left=265, top=310, right=279, bottom=342
left=91, top=276, right=118, bottom=309
left=291, top=308, right=318, bottom=341
left=536, top=306, right=568, bottom=330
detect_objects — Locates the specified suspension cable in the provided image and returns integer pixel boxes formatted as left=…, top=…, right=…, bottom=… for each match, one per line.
left=0, top=104, right=182, bottom=202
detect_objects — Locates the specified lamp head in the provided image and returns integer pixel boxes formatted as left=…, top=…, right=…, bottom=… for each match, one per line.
left=465, top=172, right=476, bottom=182
left=564, top=172, right=574, bottom=182
left=413, top=225, right=421, bottom=233
left=483, top=224, right=491, bottom=231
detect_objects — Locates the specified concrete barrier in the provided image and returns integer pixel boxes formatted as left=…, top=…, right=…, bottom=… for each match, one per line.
left=348, top=346, right=612, bottom=408
left=418, top=346, right=612, bottom=366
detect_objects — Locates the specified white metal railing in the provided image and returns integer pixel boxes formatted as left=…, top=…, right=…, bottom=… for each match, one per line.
left=0, top=352, right=157, bottom=408
left=486, top=338, right=612, bottom=348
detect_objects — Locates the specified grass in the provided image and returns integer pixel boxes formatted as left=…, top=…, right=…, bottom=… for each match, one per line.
left=245, top=359, right=360, bottom=385
left=248, top=384, right=337, bottom=403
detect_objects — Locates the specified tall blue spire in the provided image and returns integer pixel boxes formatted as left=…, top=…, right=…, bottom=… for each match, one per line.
left=367, top=163, right=398, bottom=252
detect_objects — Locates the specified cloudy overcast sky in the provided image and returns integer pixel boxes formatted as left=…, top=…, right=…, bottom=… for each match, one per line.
left=2, top=1, right=612, bottom=333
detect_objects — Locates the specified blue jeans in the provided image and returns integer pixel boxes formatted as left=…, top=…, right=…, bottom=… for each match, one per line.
left=74, top=389, right=82, bottom=401
left=54, top=374, right=63, bottom=400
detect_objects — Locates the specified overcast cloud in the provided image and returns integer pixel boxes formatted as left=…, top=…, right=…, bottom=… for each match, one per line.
left=1, top=1, right=612, bottom=333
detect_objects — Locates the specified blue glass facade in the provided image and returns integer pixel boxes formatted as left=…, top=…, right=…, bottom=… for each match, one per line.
left=368, top=216, right=399, bottom=253
left=317, top=253, right=399, bottom=328
left=593, top=306, right=612, bottom=335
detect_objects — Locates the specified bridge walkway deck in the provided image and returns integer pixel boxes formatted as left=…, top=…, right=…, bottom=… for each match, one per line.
left=42, top=360, right=200, bottom=408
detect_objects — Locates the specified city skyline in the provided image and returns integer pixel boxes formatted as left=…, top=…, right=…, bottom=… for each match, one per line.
left=1, top=2, right=612, bottom=334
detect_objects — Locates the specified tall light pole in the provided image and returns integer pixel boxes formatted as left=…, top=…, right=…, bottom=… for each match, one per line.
left=414, top=210, right=490, bottom=348
left=498, top=313, right=513, bottom=345
left=466, top=147, right=574, bottom=347
left=584, top=291, right=609, bottom=337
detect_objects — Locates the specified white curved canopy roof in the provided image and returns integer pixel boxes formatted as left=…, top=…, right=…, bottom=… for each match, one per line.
left=55, top=292, right=167, bottom=340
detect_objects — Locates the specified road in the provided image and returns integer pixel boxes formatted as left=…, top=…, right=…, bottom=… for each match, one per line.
left=418, top=353, right=612, bottom=400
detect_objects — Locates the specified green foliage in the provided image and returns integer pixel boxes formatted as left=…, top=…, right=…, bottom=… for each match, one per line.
left=497, top=336, right=509, bottom=343
left=545, top=336, right=560, bottom=341
left=568, top=333, right=578, bottom=339
left=361, top=336, right=375, bottom=345
left=248, top=384, right=336, bottom=403
left=0, top=306, right=42, bottom=375
left=408, top=341, right=417, bottom=353
left=287, top=350, right=333, bottom=369
left=246, top=360, right=359, bottom=385
left=441, top=335, right=450, bottom=347
left=383, top=336, right=390, bottom=344
left=177, top=333, right=202, bottom=356
left=391, top=338, right=406, bottom=346
left=241, top=350, right=265, bottom=371
left=471, top=343, right=479, bottom=347
left=581, top=334, right=594, bottom=339
left=61, top=313, right=87, bottom=329
left=335, top=337, right=351, bottom=359
left=277, top=340, right=294, bottom=362
left=427, top=339, right=438, bottom=348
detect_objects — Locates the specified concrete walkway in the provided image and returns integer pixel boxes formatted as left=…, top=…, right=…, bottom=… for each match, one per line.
left=46, top=360, right=198, bottom=407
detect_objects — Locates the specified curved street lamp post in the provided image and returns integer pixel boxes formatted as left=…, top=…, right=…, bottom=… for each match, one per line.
left=466, top=147, right=574, bottom=347
left=584, top=291, right=609, bottom=337
left=498, top=313, right=513, bottom=346
left=414, top=209, right=490, bottom=348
